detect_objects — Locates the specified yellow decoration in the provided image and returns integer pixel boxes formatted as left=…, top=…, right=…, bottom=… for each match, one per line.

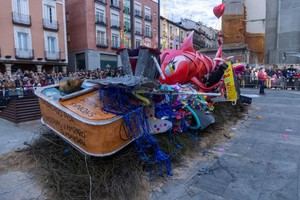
left=224, top=62, right=238, bottom=102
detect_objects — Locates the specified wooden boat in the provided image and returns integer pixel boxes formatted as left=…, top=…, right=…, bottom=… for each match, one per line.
left=35, top=83, right=136, bottom=157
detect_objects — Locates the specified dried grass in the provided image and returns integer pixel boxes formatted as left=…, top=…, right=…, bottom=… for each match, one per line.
left=0, top=102, right=248, bottom=200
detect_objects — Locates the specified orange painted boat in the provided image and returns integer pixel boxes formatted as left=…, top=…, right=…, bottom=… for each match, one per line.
left=35, top=82, right=172, bottom=157
left=35, top=83, right=136, bottom=157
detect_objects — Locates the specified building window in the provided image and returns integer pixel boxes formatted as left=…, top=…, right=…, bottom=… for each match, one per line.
left=111, top=0, right=119, bottom=7
left=134, top=2, right=141, bottom=16
left=44, top=5, right=55, bottom=22
left=42, top=0, right=58, bottom=30
left=111, top=13, right=119, bottom=27
left=112, top=33, right=119, bottom=48
left=17, top=32, right=29, bottom=50
left=124, top=0, right=130, bottom=13
left=13, top=0, right=29, bottom=14
left=44, top=32, right=59, bottom=59
left=96, top=30, right=106, bottom=45
left=145, top=24, right=151, bottom=37
left=14, top=27, right=32, bottom=58
left=135, top=20, right=142, bottom=34
left=47, top=36, right=57, bottom=53
left=135, top=39, right=141, bottom=48
left=95, top=8, right=105, bottom=23
left=179, top=30, right=184, bottom=42
left=144, top=7, right=151, bottom=20
left=12, top=0, right=30, bottom=25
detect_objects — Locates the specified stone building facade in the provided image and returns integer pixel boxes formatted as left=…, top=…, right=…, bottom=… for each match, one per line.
left=66, top=0, right=159, bottom=71
left=0, top=0, right=68, bottom=75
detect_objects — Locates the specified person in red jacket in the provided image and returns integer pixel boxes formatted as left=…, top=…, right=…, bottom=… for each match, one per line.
left=258, top=68, right=267, bottom=95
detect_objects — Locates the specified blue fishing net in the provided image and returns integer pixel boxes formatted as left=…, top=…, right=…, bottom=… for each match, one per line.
left=99, top=86, right=172, bottom=176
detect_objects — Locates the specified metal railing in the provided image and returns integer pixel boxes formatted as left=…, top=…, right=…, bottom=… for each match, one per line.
left=96, top=38, right=108, bottom=48
left=15, top=48, right=34, bottom=59
left=45, top=50, right=61, bottom=60
left=0, top=88, right=35, bottom=100
left=238, top=75, right=300, bottom=90
left=12, top=12, right=31, bottom=26
left=43, top=18, right=59, bottom=31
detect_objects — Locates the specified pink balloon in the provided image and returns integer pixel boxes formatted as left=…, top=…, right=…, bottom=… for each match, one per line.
left=213, top=3, right=225, bottom=18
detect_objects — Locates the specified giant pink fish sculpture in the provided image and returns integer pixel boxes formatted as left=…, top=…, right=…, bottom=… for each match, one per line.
left=159, top=31, right=226, bottom=92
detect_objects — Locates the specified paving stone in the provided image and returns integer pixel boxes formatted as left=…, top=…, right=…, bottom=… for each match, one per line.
left=0, top=119, right=41, bottom=155
left=186, top=160, right=235, bottom=196
left=261, top=161, right=298, bottom=191
left=271, top=143, right=300, bottom=162
left=0, top=171, right=44, bottom=200
left=152, top=89, right=300, bottom=200
left=245, top=142, right=275, bottom=162
left=223, top=178, right=263, bottom=200
left=258, top=178, right=298, bottom=200
left=186, top=186, right=224, bottom=200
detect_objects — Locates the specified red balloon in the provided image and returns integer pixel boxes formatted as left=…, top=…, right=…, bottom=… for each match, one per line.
left=213, top=3, right=225, bottom=18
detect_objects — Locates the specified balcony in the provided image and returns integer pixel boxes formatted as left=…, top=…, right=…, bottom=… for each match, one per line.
left=15, top=48, right=34, bottom=60
left=110, top=1, right=120, bottom=10
left=95, top=0, right=107, bottom=5
left=96, top=38, right=108, bottom=48
left=144, top=15, right=152, bottom=22
left=111, top=20, right=120, bottom=30
left=95, top=17, right=106, bottom=26
left=12, top=12, right=31, bottom=26
left=45, top=50, right=61, bottom=61
left=43, top=18, right=59, bottom=31
left=123, top=7, right=130, bottom=14
left=134, top=10, right=142, bottom=18
left=144, top=32, right=152, bottom=38
left=135, top=30, right=142, bottom=36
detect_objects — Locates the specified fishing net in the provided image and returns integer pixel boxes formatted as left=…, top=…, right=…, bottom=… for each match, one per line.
left=99, top=86, right=172, bottom=175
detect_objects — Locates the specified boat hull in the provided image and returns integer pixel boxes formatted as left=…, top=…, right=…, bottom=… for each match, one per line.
left=36, top=87, right=135, bottom=157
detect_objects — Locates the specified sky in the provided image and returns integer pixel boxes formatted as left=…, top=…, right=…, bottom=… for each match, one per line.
left=160, top=0, right=222, bottom=30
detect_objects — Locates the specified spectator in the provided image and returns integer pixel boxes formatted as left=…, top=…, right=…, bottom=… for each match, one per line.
left=258, top=68, right=268, bottom=95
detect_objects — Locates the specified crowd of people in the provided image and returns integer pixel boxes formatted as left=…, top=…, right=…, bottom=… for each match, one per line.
left=1, top=65, right=299, bottom=99
left=238, top=65, right=300, bottom=90
left=0, top=68, right=123, bottom=98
